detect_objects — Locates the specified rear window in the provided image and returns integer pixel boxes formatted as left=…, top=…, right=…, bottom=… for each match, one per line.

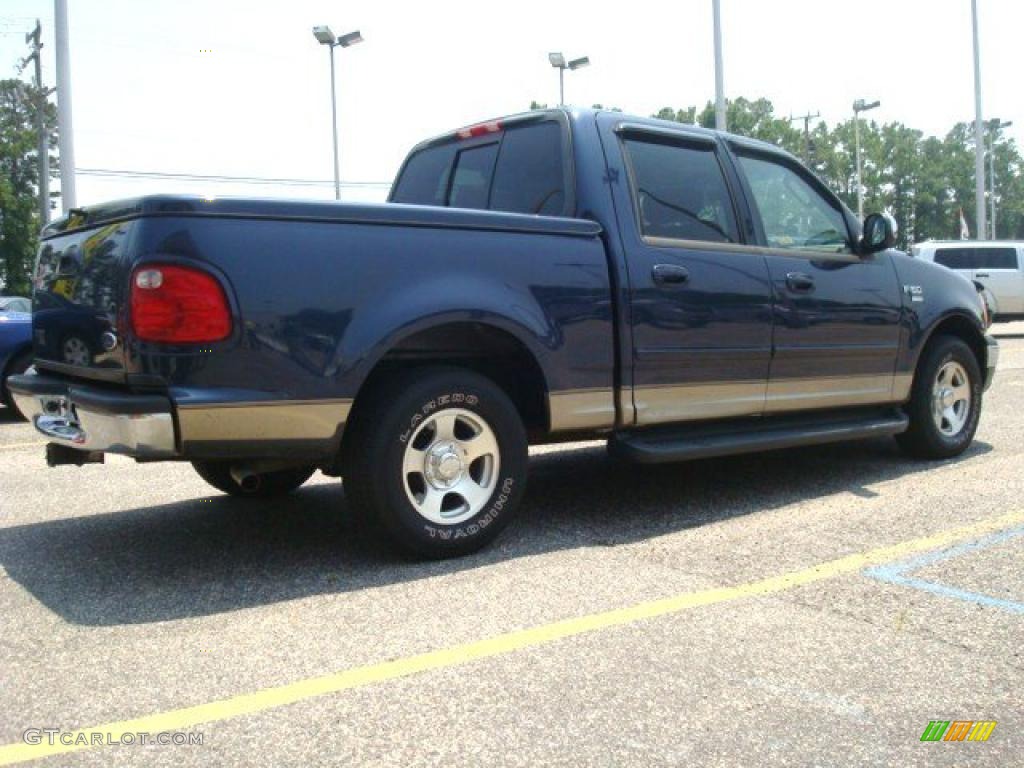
left=391, top=120, right=569, bottom=216
left=448, top=143, right=499, bottom=210
left=490, top=121, right=566, bottom=215
left=390, top=143, right=456, bottom=206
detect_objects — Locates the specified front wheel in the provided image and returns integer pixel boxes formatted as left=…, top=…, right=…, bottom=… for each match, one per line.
left=343, top=367, right=528, bottom=558
left=896, top=336, right=982, bottom=459
left=192, top=460, right=316, bottom=498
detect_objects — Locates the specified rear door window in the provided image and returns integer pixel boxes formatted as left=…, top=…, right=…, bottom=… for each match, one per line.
left=622, top=137, right=739, bottom=243
left=934, top=248, right=976, bottom=269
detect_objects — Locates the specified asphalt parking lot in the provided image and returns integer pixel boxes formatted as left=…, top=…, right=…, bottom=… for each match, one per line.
left=1, top=325, right=1022, bottom=767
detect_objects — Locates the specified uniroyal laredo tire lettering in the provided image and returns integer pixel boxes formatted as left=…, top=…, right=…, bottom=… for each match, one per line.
left=399, top=392, right=479, bottom=443
left=422, top=477, right=515, bottom=539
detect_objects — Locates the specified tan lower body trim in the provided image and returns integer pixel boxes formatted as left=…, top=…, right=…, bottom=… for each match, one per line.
left=547, top=388, right=616, bottom=432
left=764, top=374, right=897, bottom=414
left=634, top=381, right=766, bottom=426
left=891, top=373, right=914, bottom=402
left=177, top=400, right=352, bottom=443
left=629, top=373, right=903, bottom=426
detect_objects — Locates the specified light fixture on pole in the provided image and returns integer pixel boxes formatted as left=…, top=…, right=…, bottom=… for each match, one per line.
left=313, top=25, right=364, bottom=201
left=852, top=98, right=880, bottom=220
left=987, top=118, right=1012, bottom=239
left=548, top=52, right=589, bottom=107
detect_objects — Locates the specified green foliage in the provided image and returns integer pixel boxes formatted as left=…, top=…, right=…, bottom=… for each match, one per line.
left=0, top=78, right=58, bottom=295
left=653, top=98, right=1024, bottom=248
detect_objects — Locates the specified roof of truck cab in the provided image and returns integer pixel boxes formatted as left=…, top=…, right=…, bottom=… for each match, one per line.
left=413, top=107, right=795, bottom=160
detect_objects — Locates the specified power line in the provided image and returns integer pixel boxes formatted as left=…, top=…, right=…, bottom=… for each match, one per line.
left=77, top=168, right=391, bottom=188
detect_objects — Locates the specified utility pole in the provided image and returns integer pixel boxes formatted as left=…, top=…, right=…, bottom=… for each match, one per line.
left=712, top=0, right=726, bottom=131
left=970, top=0, right=987, bottom=240
left=789, top=111, right=820, bottom=165
left=24, top=20, right=50, bottom=224
left=54, top=0, right=77, bottom=212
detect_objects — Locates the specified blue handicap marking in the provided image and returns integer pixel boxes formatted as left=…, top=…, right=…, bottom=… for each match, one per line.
left=865, top=525, right=1024, bottom=614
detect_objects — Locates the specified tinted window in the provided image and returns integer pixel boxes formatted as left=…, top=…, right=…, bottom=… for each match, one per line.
left=391, top=144, right=457, bottom=205
left=0, top=297, right=30, bottom=312
left=975, top=247, right=1018, bottom=270
left=738, top=154, right=850, bottom=252
left=934, top=248, right=975, bottom=269
left=623, top=138, right=738, bottom=242
left=490, top=122, right=567, bottom=215
left=448, top=143, right=499, bottom=210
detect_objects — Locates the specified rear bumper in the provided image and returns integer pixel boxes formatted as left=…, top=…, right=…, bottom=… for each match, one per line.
left=984, top=335, right=999, bottom=392
left=7, top=370, right=177, bottom=458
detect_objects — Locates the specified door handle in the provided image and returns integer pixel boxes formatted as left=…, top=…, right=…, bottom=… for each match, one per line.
left=652, top=264, right=689, bottom=286
left=975, top=272, right=990, bottom=278
left=786, top=272, right=815, bottom=292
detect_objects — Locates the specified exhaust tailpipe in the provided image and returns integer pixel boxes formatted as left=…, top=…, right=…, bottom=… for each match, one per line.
left=230, top=465, right=263, bottom=493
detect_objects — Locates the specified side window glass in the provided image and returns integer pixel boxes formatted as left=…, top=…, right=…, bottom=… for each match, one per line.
left=974, top=248, right=1018, bottom=270
left=490, top=122, right=567, bottom=215
left=448, top=143, right=499, bottom=210
left=738, top=154, right=851, bottom=253
left=934, top=248, right=975, bottom=269
left=622, top=137, right=738, bottom=243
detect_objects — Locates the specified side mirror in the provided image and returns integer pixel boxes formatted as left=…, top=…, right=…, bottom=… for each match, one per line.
left=860, top=212, right=897, bottom=255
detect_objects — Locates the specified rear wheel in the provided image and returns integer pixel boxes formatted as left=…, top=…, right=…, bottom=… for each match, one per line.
left=191, top=460, right=315, bottom=498
left=2, top=349, right=33, bottom=420
left=343, top=367, right=528, bottom=558
left=896, top=336, right=982, bottom=459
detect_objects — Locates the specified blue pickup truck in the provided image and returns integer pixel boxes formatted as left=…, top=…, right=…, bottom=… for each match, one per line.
left=9, top=108, right=998, bottom=557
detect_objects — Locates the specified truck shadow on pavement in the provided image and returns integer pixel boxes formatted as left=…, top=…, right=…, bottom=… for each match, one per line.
left=0, top=437, right=992, bottom=626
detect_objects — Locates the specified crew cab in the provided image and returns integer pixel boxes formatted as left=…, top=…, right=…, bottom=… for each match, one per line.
left=9, top=108, right=998, bottom=557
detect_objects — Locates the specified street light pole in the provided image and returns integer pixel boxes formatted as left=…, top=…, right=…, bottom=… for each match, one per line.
left=852, top=98, right=879, bottom=220
left=313, top=26, right=363, bottom=201
left=548, top=53, right=589, bottom=107
left=712, top=0, right=726, bottom=131
left=971, top=0, right=987, bottom=240
left=54, top=0, right=76, bottom=212
left=328, top=44, right=339, bottom=200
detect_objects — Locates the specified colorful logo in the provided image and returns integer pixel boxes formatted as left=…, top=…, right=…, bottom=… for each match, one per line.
left=921, top=721, right=997, bottom=742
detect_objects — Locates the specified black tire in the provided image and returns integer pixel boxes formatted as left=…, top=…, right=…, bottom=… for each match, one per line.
left=343, top=367, right=528, bottom=558
left=2, top=349, right=34, bottom=421
left=191, top=460, right=316, bottom=498
left=896, top=335, right=982, bottom=459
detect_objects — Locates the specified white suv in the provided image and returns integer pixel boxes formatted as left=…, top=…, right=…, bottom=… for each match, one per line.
left=912, top=241, right=1024, bottom=321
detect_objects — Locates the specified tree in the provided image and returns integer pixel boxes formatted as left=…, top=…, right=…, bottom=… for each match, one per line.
left=0, top=78, right=58, bottom=295
left=653, top=97, right=1024, bottom=247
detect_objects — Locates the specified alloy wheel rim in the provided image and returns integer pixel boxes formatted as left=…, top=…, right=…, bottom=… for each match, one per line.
left=401, top=408, right=500, bottom=525
left=932, top=361, right=971, bottom=437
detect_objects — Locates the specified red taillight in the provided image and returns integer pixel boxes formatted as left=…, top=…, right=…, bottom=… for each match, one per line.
left=455, top=120, right=502, bottom=139
left=130, top=264, right=232, bottom=343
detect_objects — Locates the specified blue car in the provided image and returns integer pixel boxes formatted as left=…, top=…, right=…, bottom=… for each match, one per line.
left=0, top=306, right=33, bottom=419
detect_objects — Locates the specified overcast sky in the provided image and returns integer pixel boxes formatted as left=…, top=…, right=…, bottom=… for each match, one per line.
left=1, top=0, right=1021, bottom=208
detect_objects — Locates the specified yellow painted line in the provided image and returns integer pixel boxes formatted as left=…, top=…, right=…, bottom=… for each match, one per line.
left=2, top=509, right=1022, bottom=765
left=0, top=441, right=44, bottom=452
